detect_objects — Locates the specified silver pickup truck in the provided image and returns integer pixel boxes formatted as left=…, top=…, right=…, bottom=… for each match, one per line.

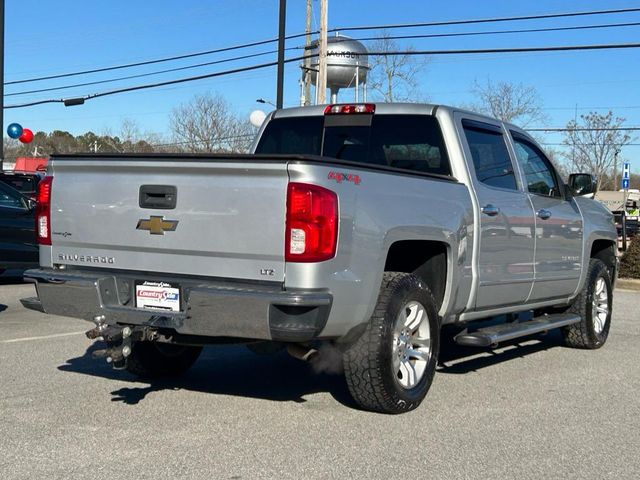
left=23, top=103, right=617, bottom=414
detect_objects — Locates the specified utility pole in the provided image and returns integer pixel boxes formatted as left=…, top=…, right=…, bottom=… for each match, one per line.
left=303, top=0, right=312, bottom=106
left=316, top=0, right=328, bottom=104
left=571, top=103, right=577, bottom=167
left=613, top=153, right=617, bottom=190
left=275, top=0, right=286, bottom=109
left=0, top=0, right=5, bottom=171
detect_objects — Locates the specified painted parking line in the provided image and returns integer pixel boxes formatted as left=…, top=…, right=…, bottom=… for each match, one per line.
left=0, top=331, right=86, bottom=344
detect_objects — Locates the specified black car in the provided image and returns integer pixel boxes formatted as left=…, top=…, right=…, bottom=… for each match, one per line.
left=0, top=171, right=44, bottom=200
left=0, top=181, right=38, bottom=276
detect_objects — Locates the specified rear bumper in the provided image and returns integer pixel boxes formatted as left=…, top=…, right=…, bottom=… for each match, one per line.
left=23, top=268, right=332, bottom=342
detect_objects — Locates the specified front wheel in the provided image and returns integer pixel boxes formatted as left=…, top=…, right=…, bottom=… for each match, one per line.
left=126, top=342, right=202, bottom=378
left=343, top=272, right=440, bottom=414
left=562, top=258, right=613, bottom=349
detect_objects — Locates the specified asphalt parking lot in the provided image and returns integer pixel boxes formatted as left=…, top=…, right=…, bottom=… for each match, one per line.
left=1, top=282, right=638, bottom=480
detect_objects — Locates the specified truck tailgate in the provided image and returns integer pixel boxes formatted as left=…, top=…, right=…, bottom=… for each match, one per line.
left=48, top=158, right=288, bottom=282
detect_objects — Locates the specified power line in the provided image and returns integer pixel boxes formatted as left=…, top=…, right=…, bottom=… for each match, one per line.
left=346, top=21, right=640, bottom=45
left=6, top=6, right=640, bottom=87
left=333, top=6, right=640, bottom=33
left=4, top=33, right=308, bottom=86
left=4, top=49, right=288, bottom=97
left=8, top=21, right=639, bottom=99
left=3, top=59, right=285, bottom=109
left=528, top=127, right=640, bottom=132
left=363, top=42, right=640, bottom=58
left=544, top=105, right=640, bottom=110
left=6, top=42, right=640, bottom=110
left=540, top=142, right=640, bottom=146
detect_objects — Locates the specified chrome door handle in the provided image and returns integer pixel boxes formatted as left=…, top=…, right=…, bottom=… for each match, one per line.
left=481, top=204, right=500, bottom=217
left=537, top=209, right=552, bottom=220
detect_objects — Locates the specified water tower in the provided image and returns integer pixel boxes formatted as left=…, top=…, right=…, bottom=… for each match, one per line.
left=304, top=34, right=369, bottom=104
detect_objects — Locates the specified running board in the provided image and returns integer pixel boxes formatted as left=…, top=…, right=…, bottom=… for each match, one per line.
left=20, top=296, right=44, bottom=313
left=454, top=313, right=581, bottom=348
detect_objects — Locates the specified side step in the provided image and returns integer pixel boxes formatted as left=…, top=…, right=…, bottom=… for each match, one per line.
left=20, top=296, right=44, bottom=313
left=454, top=313, right=581, bottom=347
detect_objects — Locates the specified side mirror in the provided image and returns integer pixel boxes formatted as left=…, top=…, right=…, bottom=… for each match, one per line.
left=568, top=173, right=598, bottom=196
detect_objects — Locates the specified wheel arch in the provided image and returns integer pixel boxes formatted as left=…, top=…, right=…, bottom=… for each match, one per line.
left=384, top=239, right=451, bottom=315
left=590, top=238, right=618, bottom=286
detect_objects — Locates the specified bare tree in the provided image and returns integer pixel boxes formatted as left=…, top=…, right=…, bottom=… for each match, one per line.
left=117, top=118, right=159, bottom=153
left=562, top=111, right=633, bottom=190
left=368, top=32, right=428, bottom=102
left=470, top=79, right=547, bottom=127
left=120, top=118, right=140, bottom=144
left=170, top=93, right=254, bottom=153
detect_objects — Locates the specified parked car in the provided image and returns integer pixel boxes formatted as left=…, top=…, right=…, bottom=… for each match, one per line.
left=0, top=170, right=44, bottom=200
left=0, top=181, right=38, bottom=276
left=23, top=103, right=617, bottom=413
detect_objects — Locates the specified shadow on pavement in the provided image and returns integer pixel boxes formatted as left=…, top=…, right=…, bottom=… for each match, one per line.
left=437, top=328, right=564, bottom=374
left=59, top=342, right=357, bottom=409
left=0, top=304, right=7, bottom=313
left=58, top=328, right=568, bottom=409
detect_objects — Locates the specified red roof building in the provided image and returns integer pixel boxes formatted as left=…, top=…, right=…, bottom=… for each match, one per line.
left=13, top=157, right=48, bottom=172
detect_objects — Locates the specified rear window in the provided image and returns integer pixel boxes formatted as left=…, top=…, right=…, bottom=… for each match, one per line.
left=0, top=182, right=26, bottom=209
left=256, top=114, right=451, bottom=176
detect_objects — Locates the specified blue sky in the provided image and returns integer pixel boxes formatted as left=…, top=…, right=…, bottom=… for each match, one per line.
left=3, top=0, right=640, bottom=171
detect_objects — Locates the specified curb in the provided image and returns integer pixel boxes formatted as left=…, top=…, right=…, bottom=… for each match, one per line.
left=616, top=278, right=640, bottom=291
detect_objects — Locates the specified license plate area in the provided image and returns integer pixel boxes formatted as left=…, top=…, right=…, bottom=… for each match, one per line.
left=135, top=280, right=181, bottom=312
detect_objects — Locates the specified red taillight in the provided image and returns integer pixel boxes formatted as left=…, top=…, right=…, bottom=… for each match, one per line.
left=285, top=182, right=338, bottom=262
left=324, top=103, right=376, bottom=115
left=36, top=176, right=53, bottom=245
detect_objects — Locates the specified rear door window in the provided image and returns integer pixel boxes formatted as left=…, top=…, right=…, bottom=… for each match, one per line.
left=462, top=120, right=518, bottom=191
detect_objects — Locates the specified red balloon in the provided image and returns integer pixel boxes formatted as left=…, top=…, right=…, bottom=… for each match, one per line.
left=19, top=128, right=34, bottom=144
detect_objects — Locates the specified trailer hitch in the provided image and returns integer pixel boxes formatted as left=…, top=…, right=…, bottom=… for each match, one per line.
left=86, top=322, right=158, bottom=370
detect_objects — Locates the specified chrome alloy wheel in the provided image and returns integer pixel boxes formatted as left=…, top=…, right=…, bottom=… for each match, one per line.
left=392, top=301, right=432, bottom=389
left=592, top=276, right=609, bottom=334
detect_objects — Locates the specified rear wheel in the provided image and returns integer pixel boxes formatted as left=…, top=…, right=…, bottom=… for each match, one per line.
left=343, top=272, right=440, bottom=414
left=562, top=258, right=612, bottom=349
left=126, top=342, right=202, bottom=378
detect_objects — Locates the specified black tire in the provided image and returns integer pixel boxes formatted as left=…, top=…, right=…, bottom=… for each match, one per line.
left=343, top=272, right=440, bottom=414
left=126, top=342, right=203, bottom=378
left=562, top=258, right=613, bottom=349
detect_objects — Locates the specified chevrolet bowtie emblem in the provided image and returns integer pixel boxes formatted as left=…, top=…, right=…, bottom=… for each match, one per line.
left=136, top=216, right=179, bottom=235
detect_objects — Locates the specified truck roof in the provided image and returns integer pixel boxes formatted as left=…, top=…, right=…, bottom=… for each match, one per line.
left=270, top=103, right=532, bottom=144
left=272, top=103, right=496, bottom=122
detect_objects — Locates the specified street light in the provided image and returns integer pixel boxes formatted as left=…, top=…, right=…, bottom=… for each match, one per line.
left=256, top=98, right=276, bottom=107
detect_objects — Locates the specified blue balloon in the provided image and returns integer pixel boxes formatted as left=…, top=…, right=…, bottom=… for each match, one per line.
left=7, top=123, right=23, bottom=139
